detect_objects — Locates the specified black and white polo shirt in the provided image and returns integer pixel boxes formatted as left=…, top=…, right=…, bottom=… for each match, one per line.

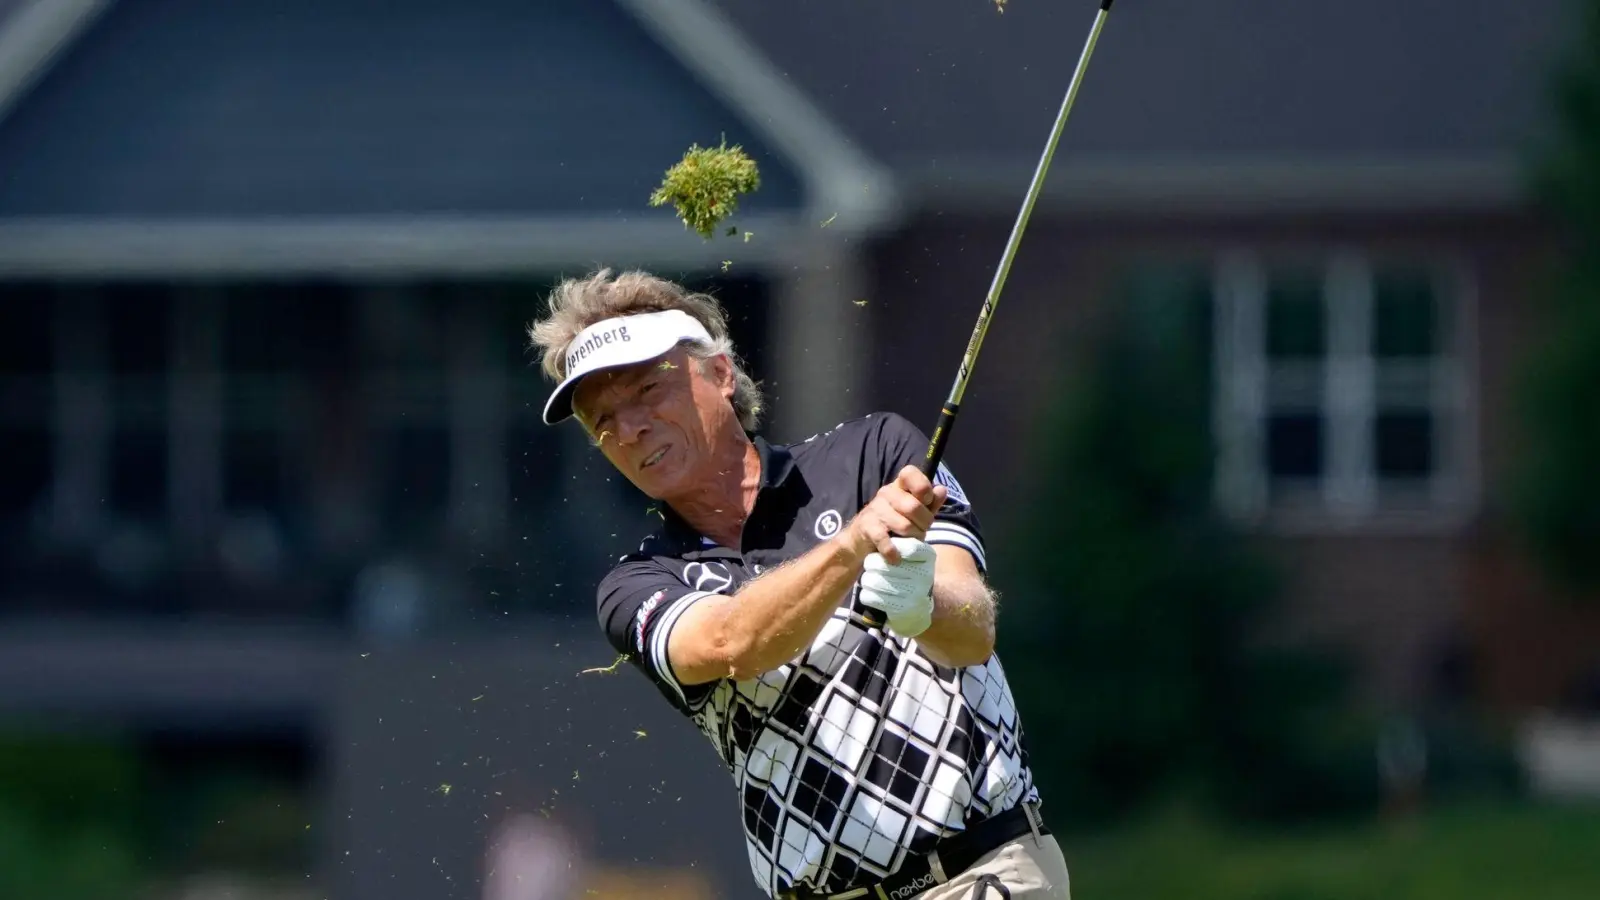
left=596, top=412, right=1039, bottom=898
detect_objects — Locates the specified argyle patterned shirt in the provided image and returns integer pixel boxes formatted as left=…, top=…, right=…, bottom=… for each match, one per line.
left=596, top=412, right=1039, bottom=898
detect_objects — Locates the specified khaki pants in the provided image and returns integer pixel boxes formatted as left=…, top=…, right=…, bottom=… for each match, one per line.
left=915, top=833, right=1071, bottom=899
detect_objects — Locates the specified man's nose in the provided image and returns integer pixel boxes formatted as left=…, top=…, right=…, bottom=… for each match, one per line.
left=614, top=407, right=652, bottom=443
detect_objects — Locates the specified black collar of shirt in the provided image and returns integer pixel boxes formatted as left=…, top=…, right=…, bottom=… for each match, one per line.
left=657, top=432, right=799, bottom=554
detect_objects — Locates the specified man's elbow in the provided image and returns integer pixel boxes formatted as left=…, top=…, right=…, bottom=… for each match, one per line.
left=710, top=624, right=780, bottom=682
left=723, top=641, right=768, bottom=682
left=947, top=632, right=997, bottom=668
left=920, top=624, right=996, bottom=668
left=672, top=607, right=769, bottom=685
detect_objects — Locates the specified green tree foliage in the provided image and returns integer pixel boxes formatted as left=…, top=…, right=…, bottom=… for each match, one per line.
left=0, top=732, right=147, bottom=900
left=996, top=270, right=1374, bottom=829
left=1510, top=0, right=1600, bottom=599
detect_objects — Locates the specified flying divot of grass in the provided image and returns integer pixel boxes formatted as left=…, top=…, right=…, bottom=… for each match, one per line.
left=649, top=138, right=761, bottom=239
left=580, top=653, right=630, bottom=675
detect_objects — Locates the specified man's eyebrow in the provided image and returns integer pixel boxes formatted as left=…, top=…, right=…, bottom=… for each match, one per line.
left=579, top=368, right=650, bottom=419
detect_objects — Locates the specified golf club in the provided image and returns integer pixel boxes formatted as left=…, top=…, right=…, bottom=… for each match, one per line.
left=865, top=0, right=1117, bottom=630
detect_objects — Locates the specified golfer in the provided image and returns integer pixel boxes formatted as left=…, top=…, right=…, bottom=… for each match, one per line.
left=528, top=269, right=1071, bottom=899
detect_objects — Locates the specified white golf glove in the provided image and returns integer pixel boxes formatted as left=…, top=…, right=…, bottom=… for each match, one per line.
left=859, top=537, right=937, bottom=638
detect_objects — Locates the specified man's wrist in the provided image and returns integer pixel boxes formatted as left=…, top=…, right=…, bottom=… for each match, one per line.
left=827, top=531, right=870, bottom=569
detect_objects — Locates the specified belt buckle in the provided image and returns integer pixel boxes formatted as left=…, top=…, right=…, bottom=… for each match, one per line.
left=869, top=848, right=948, bottom=900
left=1021, top=800, right=1044, bottom=847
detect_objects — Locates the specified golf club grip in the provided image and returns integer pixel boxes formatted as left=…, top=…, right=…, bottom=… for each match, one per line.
left=921, top=404, right=958, bottom=480
left=859, top=405, right=958, bottom=629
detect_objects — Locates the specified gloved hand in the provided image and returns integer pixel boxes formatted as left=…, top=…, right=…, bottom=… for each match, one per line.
left=858, top=537, right=937, bottom=638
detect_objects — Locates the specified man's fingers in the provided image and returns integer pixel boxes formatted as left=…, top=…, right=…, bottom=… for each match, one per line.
left=888, top=490, right=935, bottom=529
left=878, top=538, right=902, bottom=565
left=893, top=466, right=946, bottom=517
left=885, top=506, right=930, bottom=541
left=896, top=465, right=936, bottom=503
left=863, top=520, right=900, bottom=563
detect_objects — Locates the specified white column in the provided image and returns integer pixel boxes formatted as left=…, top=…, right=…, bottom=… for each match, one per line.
left=1325, top=255, right=1376, bottom=519
left=168, top=286, right=224, bottom=558
left=1213, top=253, right=1267, bottom=521
left=765, top=240, right=869, bottom=441
left=48, top=284, right=109, bottom=546
left=1435, top=262, right=1479, bottom=515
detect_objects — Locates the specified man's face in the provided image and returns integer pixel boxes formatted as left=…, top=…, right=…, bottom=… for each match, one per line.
left=570, top=346, right=738, bottom=499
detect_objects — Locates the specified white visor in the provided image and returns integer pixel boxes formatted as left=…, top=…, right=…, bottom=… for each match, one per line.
left=541, top=308, right=713, bottom=425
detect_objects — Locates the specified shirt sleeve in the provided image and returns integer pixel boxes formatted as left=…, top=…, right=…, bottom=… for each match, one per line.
left=596, top=557, right=721, bottom=714
left=865, top=412, right=989, bottom=573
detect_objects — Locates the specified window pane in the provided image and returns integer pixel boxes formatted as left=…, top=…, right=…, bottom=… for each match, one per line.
left=224, top=429, right=284, bottom=512
left=0, top=426, right=49, bottom=516
left=382, top=425, right=449, bottom=521
left=226, top=283, right=356, bottom=375
left=105, top=283, right=172, bottom=376
left=473, top=279, right=557, bottom=373
left=505, top=422, right=561, bottom=512
left=110, top=428, right=168, bottom=516
left=365, top=287, right=451, bottom=373
left=1266, top=268, right=1325, bottom=360
left=1373, top=267, right=1438, bottom=359
left=1375, top=411, right=1434, bottom=479
left=1267, top=412, right=1323, bottom=479
left=226, top=286, right=288, bottom=374
left=0, top=284, right=52, bottom=375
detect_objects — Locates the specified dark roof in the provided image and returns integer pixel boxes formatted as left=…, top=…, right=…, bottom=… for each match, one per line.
left=0, top=0, right=28, bottom=28
left=0, top=0, right=806, bottom=217
left=713, top=0, right=1576, bottom=178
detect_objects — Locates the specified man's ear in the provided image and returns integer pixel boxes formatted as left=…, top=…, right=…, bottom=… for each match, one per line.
left=710, top=353, right=736, bottom=398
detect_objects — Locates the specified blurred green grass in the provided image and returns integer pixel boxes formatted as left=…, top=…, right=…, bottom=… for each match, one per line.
left=1059, top=799, right=1600, bottom=900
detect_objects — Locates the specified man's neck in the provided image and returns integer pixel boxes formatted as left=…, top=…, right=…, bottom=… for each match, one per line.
left=667, top=434, right=763, bottom=550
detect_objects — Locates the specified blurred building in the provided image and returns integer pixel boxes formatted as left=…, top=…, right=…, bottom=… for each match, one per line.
left=0, top=0, right=1596, bottom=898
left=0, top=0, right=886, bottom=695
left=714, top=0, right=1598, bottom=717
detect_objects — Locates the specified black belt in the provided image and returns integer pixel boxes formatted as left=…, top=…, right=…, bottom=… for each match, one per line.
left=778, top=801, right=1049, bottom=900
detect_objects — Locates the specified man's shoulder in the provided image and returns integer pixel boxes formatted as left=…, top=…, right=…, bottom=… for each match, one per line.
left=781, top=410, right=920, bottom=460
left=598, top=533, right=692, bottom=584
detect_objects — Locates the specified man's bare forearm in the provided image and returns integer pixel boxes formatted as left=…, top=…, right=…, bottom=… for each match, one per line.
left=915, top=534, right=998, bottom=662
left=915, top=559, right=997, bottom=668
left=711, top=537, right=865, bottom=680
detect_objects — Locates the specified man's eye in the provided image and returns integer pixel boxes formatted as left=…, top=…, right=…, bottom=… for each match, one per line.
left=640, top=381, right=659, bottom=395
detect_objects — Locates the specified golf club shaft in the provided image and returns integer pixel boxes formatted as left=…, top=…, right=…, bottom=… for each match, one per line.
left=864, top=1, right=1113, bottom=630
left=920, top=0, right=1114, bottom=481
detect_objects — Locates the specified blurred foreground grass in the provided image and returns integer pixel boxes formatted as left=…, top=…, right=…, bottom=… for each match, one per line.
left=1060, top=798, right=1600, bottom=900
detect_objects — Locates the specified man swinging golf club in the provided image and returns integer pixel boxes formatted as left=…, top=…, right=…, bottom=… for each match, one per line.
left=526, top=269, right=1070, bottom=900
left=530, top=4, right=1119, bottom=894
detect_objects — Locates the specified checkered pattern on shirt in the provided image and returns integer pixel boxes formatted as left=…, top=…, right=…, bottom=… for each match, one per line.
left=667, top=581, right=1037, bottom=897
left=597, top=413, right=1039, bottom=897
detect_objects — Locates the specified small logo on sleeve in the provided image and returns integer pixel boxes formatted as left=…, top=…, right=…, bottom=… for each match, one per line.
left=814, top=509, right=843, bottom=539
left=634, top=589, right=666, bottom=651
left=934, top=463, right=970, bottom=509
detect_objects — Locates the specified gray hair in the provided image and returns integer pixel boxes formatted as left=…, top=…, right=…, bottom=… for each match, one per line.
left=524, top=268, right=764, bottom=431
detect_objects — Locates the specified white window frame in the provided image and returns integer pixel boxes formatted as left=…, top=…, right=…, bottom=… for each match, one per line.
left=1212, top=247, right=1479, bottom=534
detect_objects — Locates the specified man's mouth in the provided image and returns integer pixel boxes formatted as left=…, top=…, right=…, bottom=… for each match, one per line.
left=641, top=445, right=671, bottom=469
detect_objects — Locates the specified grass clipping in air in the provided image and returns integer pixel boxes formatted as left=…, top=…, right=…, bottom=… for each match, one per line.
left=650, top=139, right=761, bottom=239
